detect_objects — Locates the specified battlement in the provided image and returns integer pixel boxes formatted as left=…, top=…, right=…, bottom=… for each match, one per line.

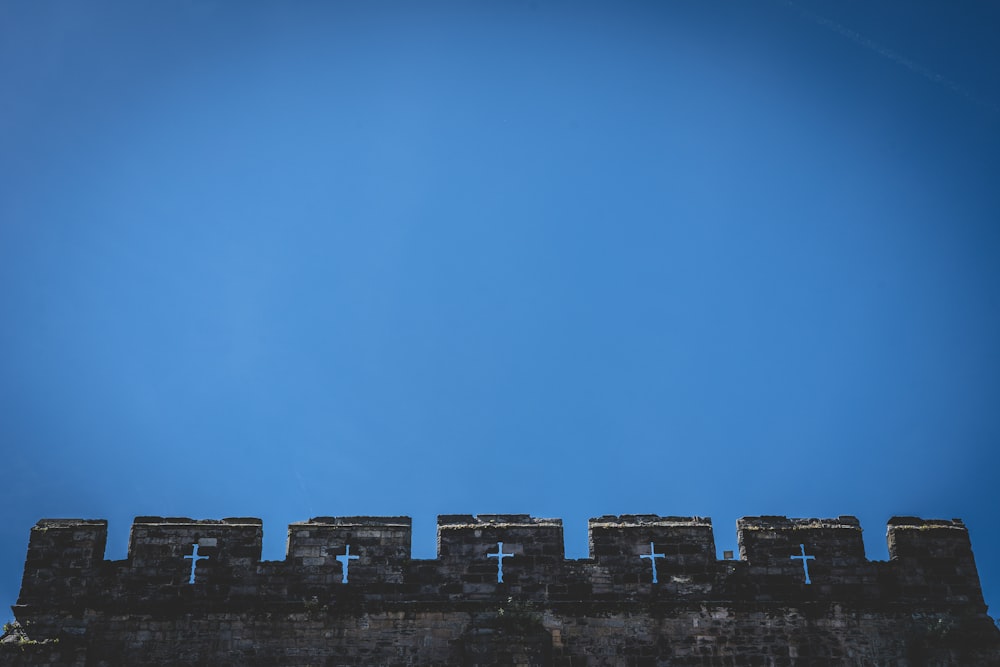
left=14, top=513, right=987, bottom=607
left=9, top=514, right=998, bottom=666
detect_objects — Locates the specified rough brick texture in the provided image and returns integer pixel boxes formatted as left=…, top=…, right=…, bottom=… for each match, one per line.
left=4, top=514, right=999, bottom=666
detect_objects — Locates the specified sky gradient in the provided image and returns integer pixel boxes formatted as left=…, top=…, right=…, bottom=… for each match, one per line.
left=2, top=1, right=999, bottom=618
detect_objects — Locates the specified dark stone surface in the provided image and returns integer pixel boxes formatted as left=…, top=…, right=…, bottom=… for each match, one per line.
left=5, top=514, right=999, bottom=666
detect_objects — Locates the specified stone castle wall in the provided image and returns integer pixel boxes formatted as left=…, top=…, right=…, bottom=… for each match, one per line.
left=3, top=514, right=999, bottom=666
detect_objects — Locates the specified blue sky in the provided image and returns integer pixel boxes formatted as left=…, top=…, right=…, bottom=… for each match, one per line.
left=2, top=1, right=999, bottom=616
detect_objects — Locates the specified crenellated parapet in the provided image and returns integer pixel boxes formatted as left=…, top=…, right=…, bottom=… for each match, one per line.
left=9, top=516, right=989, bottom=616
left=13, top=513, right=989, bottom=609
left=9, top=513, right=998, bottom=666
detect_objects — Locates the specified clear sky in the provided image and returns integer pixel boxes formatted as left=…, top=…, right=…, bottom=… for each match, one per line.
left=2, top=1, right=999, bottom=618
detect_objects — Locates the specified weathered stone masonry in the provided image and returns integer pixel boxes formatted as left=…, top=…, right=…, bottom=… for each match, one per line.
left=3, top=514, right=999, bottom=666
